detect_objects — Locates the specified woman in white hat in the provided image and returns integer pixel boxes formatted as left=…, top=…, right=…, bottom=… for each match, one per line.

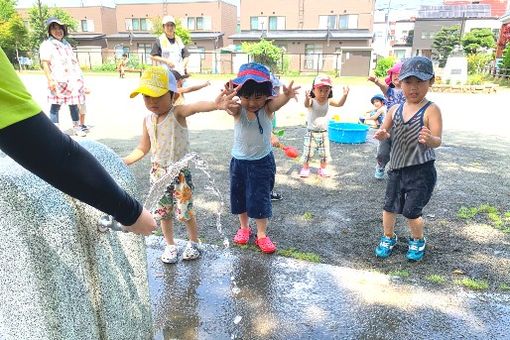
left=39, top=17, right=86, bottom=136
left=150, top=15, right=189, bottom=75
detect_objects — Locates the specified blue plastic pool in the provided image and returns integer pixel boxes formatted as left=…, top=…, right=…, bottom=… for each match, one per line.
left=328, top=122, right=369, bottom=144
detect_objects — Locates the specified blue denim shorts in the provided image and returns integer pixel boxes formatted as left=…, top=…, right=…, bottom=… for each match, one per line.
left=384, top=161, right=437, bottom=219
left=230, top=152, right=276, bottom=219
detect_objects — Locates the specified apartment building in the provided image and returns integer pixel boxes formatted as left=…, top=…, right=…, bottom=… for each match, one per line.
left=17, top=1, right=237, bottom=68
left=444, top=0, right=509, bottom=17
left=230, top=0, right=375, bottom=76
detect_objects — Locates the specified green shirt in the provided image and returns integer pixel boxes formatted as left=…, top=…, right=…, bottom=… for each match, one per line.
left=0, top=48, right=41, bottom=129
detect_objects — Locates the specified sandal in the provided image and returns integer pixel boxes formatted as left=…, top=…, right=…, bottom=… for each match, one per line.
left=233, top=228, right=251, bottom=245
left=255, top=236, right=276, bottom=253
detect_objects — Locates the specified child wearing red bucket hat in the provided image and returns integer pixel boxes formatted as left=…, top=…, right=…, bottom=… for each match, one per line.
left=368, top=60, right=406, bottom=180
left=300, top=75, right=350, bottom=178
left=226, top=62, right=300, bottom=253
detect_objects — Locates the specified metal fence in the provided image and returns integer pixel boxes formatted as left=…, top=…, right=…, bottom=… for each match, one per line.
left=72, top=49, right=355, bottom=76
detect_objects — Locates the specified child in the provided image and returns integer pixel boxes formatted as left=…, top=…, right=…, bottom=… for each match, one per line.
left=170, top=70, right=210, bottom=105
left=118, top=53, right=128, bottom=78
left=78, top=87, right=91, bottom=132
left=123, top=66, right=236, bottom=263
left=368, top=61, right=406, bottom=179
left=226, top=62, right=299, bottom=253
left=359, top=93, right=386, bottom=129
left=300, top=75, right=349, bottom=178
left=373, top=56, right=442, bottom=262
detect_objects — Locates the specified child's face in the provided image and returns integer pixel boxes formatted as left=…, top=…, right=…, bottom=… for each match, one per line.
left=143, top=91, right=173, bottom=115
left=372, top=99, right=383, bottom=109
left=391, top=73, right=401, bottom=87
left=313, top=85, right=331, bottom=100
left=400, top=76, right=432, bottom=104
left=240, top=94, right=268, bottom=113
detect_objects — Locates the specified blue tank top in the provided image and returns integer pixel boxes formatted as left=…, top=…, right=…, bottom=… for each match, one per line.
left=231, top=106, right=273, bottom=160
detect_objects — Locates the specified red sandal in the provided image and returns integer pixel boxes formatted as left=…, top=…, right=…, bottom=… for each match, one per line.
left=255, top=236, right=276, bottom=254
left=233, top=228, right=251, bottom=245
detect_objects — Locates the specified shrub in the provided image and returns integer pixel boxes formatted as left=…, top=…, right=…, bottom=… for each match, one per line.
left=467, top=74, right=484, bottom=85
left=467, top=53, right=493, bottom=75
left=374, top=56, right=396, bottom=78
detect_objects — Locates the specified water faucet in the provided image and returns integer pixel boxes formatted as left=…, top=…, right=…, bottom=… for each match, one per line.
left=98, top=215, right=127, bottom=233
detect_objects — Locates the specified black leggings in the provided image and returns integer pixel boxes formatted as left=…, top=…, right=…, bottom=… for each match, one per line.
left=0, top=112, right=141, bottom=225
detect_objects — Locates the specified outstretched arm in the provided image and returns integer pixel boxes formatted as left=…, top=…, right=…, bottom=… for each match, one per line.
left=175, top=88, right=239, bottom=118
left=368, top=76, right=389, bottom=96
left=267, top=80, right=300, bottom=113
left=329, top=86, right=350, bottom=107
left=178, top=81, right=210, bottom=94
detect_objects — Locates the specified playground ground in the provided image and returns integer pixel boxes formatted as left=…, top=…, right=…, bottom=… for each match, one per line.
left=19, top=72, right=510, bottom=293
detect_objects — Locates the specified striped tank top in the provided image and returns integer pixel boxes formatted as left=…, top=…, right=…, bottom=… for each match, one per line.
left=389, top=101, right=436, bottom=170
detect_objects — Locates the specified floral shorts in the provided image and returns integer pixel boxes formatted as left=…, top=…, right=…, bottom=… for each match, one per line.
left=300, top=130, right=332, bottom=164
left=150, top=164, right=194, bottom=222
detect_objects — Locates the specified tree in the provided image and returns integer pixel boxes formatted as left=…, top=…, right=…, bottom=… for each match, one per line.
left=241, top=39, right=282, bottom=72
left=0, top=0, right=29, bottom=62
left=502, top=44, right=510, bottom=75
left=432, top=25, right=461, bottom=67
left=461, top=28, right=496, bottom=54
left=150, top=17, right=191, bottom=45
left=27, top=0, right=77, bottom=52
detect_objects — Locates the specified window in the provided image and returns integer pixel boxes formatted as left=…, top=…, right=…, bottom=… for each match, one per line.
left=268, top=16, right=285, bottom=30
left=125, top=18, right=149, bottom=31
left=186, top=16, right=211, bottom=30
left=81, top=20, right=88, bottom=32
left=339, top=14, right=358, bottom=29
left=319, top=15, right=336, bottom=29
left=304, top=44, right=323, bottom=70
left=250, top=16, right=267, bottom=30
left=138, top=43, right=152, bottom=65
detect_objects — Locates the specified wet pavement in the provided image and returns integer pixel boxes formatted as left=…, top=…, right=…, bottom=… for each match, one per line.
left=147, top=238, right=510, bottom=339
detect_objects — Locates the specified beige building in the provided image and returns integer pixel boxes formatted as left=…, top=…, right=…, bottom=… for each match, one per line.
left=231, top=0, right=375, bottom=75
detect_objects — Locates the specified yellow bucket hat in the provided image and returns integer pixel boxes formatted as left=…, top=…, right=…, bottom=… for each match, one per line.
left=130, top=66, right=178, bottom=98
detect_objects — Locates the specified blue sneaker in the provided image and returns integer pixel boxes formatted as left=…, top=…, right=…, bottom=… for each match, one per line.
left=406, top=238, right=426, bottom=262
left=374, top=165, right=385, bottom=180
left=375, top=234, right=397, bottom=258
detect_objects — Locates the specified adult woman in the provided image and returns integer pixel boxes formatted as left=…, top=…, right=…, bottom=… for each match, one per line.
left=39, top=17, right=86, bottom=136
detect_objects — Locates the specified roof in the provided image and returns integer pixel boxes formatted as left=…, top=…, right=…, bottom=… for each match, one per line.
left=68, top=33, right=106, bottom=40
left=105, top=32, right=223, bottom=40
left=229, top=29, right=372, bottom=41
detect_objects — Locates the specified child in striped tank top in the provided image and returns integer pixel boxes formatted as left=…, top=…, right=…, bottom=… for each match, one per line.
left=373, top=56, right=443, bottom=262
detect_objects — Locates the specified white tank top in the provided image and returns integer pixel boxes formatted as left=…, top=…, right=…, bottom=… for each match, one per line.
left=307, top=99, right=329, bottom=131
left=145, top=108, right=190, bottom=166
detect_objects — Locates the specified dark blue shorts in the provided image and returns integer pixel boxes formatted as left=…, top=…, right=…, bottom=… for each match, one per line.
left=383, top=161, right=437, bottom=219
left=230, top=152, right=276, bottom=219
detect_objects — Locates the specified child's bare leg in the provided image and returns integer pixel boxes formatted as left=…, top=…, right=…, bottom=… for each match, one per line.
left=183, top=216, right=199, bottom=243
left=302, top=162, right=309, bottom=169
left=238, top=212, right=250, bottom=229
left=320, top=161, right=327, bottom=169
left=161, top=219, right=175, bottom=245
left=254, top=218, right=268, bottom=239
left=408, top=217, right=424, bottom=239
left=382, top=210, right=397, bottom=237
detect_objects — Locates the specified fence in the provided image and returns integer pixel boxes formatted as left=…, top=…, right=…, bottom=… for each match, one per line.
left=485, top=66, right=510, bottom=79
left=71, top=49, right=369, bottom=76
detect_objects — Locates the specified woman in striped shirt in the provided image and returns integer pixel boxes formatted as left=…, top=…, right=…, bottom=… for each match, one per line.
left=373, top=56, right=443, bottom=262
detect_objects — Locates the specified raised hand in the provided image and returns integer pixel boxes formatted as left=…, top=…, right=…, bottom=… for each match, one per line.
left=374, top=128, right=390, bottom=141
left=343, top=86, right=350, bottom=96
left=215, top=88, right=240, bottom=115
left=282, top=80, right=301, bottom=101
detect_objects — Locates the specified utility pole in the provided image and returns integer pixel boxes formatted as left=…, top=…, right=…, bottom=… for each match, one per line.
left=384, top=0, right=393, bottom=56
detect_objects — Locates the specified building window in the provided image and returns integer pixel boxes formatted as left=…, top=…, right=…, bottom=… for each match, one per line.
left=268, top=16, right=285, bottom=30
left=304, top=44, right=323, bottom=70
left=319, top=15, right=336, bottom=29
left=339, top=14, right=358, bottom=29
left=137, top=43, right=152, bottom=65
left=250, top=16, right=267, bottom=30
left=186, top=16, right=211, bottom=30
left=125, top=18, right=149, bottom=31
left=81, top=20, right=88, bottom=32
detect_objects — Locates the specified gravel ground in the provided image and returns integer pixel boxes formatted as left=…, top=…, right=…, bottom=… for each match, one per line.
left=20, top=73, right=510, bottom=292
